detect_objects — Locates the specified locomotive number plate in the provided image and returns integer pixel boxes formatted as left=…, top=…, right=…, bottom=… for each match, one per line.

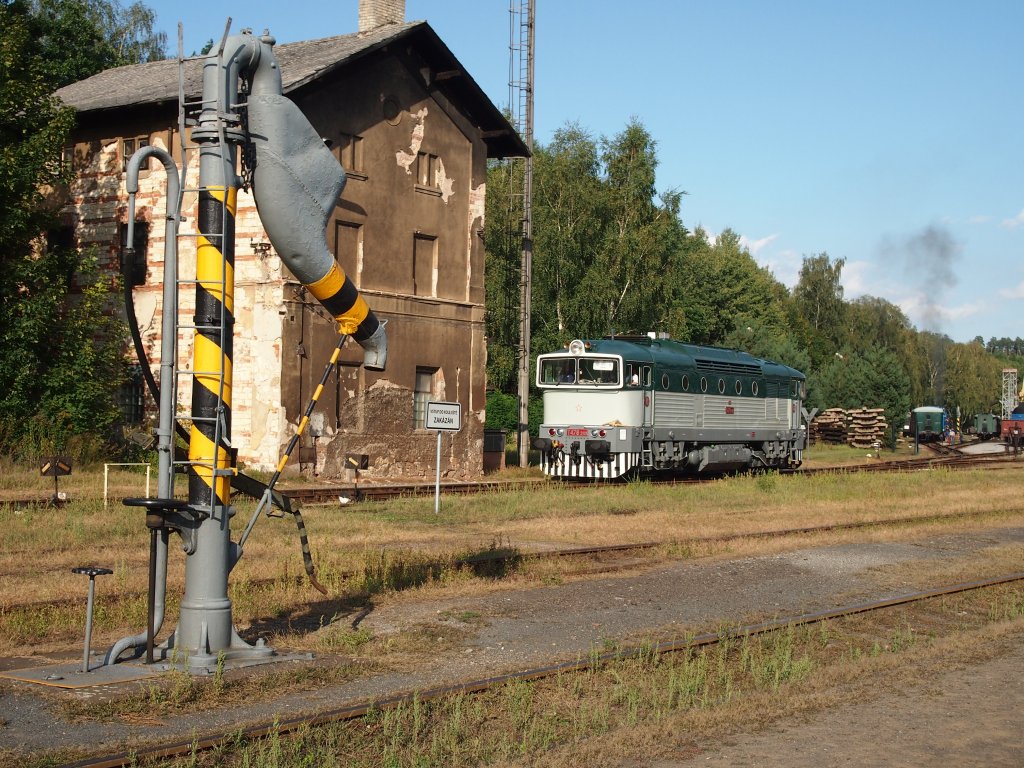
left=567, top=428, right=589, bottom=436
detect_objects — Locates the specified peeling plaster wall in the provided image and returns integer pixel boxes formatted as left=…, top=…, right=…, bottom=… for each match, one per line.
left=64, top=120, right=289, bottom=471
left=63, top=39, right=496, bottom=480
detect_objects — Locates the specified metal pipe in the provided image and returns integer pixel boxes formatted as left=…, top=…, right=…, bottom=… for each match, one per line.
left=104, top=145, right=181, bottom=666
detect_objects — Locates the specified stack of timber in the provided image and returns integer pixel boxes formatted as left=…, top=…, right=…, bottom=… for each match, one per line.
left=810, top=408, right=848, bottom=444
left=847, top=407, right=888, bottom=449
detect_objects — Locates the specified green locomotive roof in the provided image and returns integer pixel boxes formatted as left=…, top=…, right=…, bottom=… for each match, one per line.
left=573, top=337, right=805, bottom=380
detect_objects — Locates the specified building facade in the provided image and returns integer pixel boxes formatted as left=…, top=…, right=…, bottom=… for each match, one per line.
left=55, top=14, right=526, bottom=479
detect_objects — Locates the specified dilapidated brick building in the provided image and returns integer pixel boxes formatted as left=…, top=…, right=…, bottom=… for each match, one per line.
left=55, top=5, right=526, bottom=479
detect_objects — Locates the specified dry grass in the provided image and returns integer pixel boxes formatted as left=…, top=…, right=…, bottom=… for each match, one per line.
left=2, top=449, right=1023, bottom=660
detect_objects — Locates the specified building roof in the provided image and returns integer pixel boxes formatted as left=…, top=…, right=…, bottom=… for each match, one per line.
left=56, top=21, right=528, bottom=159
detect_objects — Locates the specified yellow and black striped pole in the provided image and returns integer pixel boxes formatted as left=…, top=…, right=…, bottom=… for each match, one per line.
left=188, top=184, right=236, bottom=512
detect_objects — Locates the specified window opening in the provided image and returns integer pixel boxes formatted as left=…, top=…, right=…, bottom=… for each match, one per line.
left=122, top=136, right=149, bottom=172
left=116, top=365, right=145, bottom=424
left=413, top=367, right=438, bottom=428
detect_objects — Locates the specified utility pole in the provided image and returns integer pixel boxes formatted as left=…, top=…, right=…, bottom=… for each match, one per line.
left=509, top=0, right=535, bottom=466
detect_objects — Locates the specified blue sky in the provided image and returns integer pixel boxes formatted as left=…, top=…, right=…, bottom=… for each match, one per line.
left=146, top=0, right=1023, bottom=344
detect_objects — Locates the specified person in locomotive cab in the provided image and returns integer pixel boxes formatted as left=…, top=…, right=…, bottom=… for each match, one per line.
left=559, top=361, right=576, bottom=383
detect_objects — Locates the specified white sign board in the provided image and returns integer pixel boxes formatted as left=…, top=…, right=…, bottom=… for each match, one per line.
left=425, top=401, right=462, bottom=432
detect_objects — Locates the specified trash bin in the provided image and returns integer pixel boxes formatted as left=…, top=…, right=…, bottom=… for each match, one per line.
left=483, top=429, right=507, bottom=473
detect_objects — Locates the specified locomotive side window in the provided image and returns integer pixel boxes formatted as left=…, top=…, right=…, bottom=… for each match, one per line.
left=642, top=366, right=652, bottom=387
left=717, top=378, right=726, bottom=394
left=661, top=373, right=670, bottom=390
left=735, top=380, right=742, bottom=395
left=751, top=381, right=759, bottom=396
left=626, top=363, right=639, bottom=386
left=681, top=374, right=689, bottom=391
left=700, top=377, right=708, bottom=392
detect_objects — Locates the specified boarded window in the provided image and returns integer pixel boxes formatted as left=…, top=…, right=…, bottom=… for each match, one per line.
left=413, top=233, right=436, bottom=297
left=337, top=133, right=365, bottom=176
left=333, top=220, right=362, bottom=287
left=416, top=151, right=439, bottom=190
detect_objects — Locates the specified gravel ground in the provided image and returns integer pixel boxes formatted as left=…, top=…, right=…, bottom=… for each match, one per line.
left=1, top=525, right=1023, bottom=762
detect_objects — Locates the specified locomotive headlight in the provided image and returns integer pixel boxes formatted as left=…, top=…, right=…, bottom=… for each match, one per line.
left=556, top=428, right=564, bottom=436
left=568, top=339, right=585, bottom=356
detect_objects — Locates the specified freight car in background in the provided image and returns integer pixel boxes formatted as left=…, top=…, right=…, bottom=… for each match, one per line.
left=1000, top=404, right=1024, bottom=443
left=909, top=406, right=947, bottom=443
left=970, top=413, right=1001, bottom=440
left=532, top=335, right=807, bottom=479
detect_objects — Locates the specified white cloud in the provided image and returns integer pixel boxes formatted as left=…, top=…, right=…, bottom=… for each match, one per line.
left=998, top=282, right=1024, bottom=300
left=738, top=232, right=779, bottom=255
left=1001, top=209, right=1024, bottom=229
left=840, top=260, right=873, bottom=296
left=969, top=214, right=993, bottom=225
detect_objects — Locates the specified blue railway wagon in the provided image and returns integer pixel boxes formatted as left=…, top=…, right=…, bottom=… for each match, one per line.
left=532, top=336, right=807, bottom=479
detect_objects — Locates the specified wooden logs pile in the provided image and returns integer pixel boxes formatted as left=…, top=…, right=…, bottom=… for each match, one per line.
left=809, top=407, right=888, bottom=447
left=847, top=407, right=888, bottom=449
left=810, top=408, right=848, bottom=444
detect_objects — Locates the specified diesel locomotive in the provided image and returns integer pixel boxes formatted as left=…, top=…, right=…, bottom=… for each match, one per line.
left=532, top=335, right=808, bottom=479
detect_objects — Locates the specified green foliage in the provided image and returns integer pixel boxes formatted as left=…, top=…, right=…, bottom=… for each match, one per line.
left=0, top=0, right=154, bottom=461
left=28, top=0, right=167, bottom=88
left=943, top=340, right=1001, bottom=424
left=792, top=253, right=846, bottom=367
left=0, top=248, right=130, bottom=458
left=485, top=390, right=518, bottom=431
left=811, top=345, right=911, bottom=446
left=0, top=2, right=77, bottom=259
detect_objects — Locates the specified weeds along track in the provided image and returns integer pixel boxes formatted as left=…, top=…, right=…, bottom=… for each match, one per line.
left=0, top=450, right=1011, bottom=510
left=4, top=507, right=1017, bottom=616
left=62, top=571, right=1024, bottom=768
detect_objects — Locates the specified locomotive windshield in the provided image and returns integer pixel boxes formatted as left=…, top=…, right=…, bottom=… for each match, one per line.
left=538, top=356, right=620, bottom=387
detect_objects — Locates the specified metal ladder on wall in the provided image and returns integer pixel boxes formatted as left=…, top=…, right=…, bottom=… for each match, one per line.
left=166, top=23, right=237, bottom=512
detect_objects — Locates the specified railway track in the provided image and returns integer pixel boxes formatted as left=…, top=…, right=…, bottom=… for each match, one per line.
left=3, top=506, right=1017, bottom=615
left=62, top=570, right=1024, bottom=768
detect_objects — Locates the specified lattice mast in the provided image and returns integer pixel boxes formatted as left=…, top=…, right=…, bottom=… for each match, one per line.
left=1002, top=368, right=1018, bottom=419
left=509, top=0, right=535, bottom=466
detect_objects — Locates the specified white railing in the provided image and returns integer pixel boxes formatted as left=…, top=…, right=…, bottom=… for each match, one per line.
left=103, top=463, right=152, bottom=508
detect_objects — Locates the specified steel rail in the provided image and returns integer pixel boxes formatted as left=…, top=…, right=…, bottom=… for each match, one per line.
left=62, top=571, right=1024, bottom=768
left=4, top=507, right=1021, bottom=613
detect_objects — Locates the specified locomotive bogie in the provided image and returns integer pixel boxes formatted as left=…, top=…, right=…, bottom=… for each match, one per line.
left=534, top=337, right=807, bottom=479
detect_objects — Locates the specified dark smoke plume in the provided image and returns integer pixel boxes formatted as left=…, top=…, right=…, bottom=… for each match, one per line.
left=880, top=224, right=962, bottom=332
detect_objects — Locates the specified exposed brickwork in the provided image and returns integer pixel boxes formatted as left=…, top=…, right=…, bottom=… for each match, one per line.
left=359, top=0, right=405, bottom=33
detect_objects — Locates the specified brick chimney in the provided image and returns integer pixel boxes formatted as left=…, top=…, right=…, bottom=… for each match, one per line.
left=359, top=0, right=405, bottom=32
